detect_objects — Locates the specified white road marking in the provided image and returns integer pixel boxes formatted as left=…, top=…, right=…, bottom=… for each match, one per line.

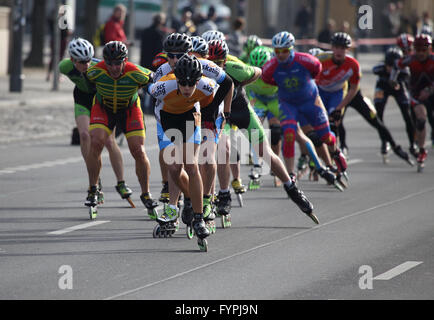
left=347, top=158, right=363, bottom=165
left=104, top=185, right=434, bottom=300
left=0, top=145, right=159, bottom=176
left=374, top=261, right=423, bottom=281
left=47, top=220, right=110, bottom=235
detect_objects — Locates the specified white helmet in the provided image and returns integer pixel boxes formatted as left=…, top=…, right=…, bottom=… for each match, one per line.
left=202, top=30, right=225, bottom=42
left=191, top=36, right=209, bottom=56
left=308, top=47, right=324, bottom=57
left=272, top=31, right=295, bottom=49
left=68, top=38, right=94, bottom=61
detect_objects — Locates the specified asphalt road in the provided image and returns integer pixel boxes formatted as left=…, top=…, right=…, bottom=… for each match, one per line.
left=0, top=91, right=433, bottom=303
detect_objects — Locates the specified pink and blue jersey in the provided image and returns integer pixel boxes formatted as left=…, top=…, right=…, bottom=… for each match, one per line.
left=262, top=52, right=322, bottom=105
left=261, top=52, right=335, bottom=158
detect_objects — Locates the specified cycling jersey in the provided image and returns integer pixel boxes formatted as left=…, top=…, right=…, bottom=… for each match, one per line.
left=262, top=52, right=321, bottom=105
left=59, top=58, right=99, bottom=93
left=148, top=73, right=216, bottom=116
left=87, top=61, right=152, bottom=113
left=395, top=54, right=434, bottom=100
left=154, top=58, right=226, bottom=84
left=222, top=59, right=264, bottom=144
left=315, top=52, right=361, bottom=92
left=246, top=78, right=280, bottom=120
left=148, top=73, right=216, bottom=150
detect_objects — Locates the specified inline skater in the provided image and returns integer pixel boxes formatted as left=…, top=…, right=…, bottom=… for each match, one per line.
left=153, top=33, right=234, bottom=226
left=262, top=31, right=348, bottom=185
left=86, top=41, right=158, bottom=217
left=246, top=45, right=281, bottom=187
left=315, top=32, right=413, bottom=166
left=148, top=54, right=213, bottom=250
left=208, top=39, right=318, bottom=224
left=373, top=47, right=417, bottom=161
left=391, top=34, right=434, bottom=171
left=60, top=38, right=133, bottom=210
left=240, top=34, right=263, bottom=63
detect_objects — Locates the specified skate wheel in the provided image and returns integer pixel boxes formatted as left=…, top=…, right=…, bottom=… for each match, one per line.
left=126, top=197, right=136, bottom=208
left=186, top=224, right=194, bottom=239
left=198, top=238, right=208, bottom=252
left=89, top=206, right=98, bottom=220
left=237, top=193, right=243, bottom=207
left=417, top=164, right=424, bottom=173
left=152, top=224, right=160, bottom=238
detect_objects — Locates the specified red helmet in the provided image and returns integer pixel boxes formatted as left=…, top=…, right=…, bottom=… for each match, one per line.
left=151, top=52, right=168, bottom=70
left=208, top=40, right=229, bottom=61
left=414, top=34, right=432, bottom=49
left=396, top=33, right=414, bottom=51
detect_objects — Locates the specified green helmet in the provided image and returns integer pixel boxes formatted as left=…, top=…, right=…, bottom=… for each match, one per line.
left=244, top=35, right=263, bottom=53
left=249, top=46, right=272, bottom=68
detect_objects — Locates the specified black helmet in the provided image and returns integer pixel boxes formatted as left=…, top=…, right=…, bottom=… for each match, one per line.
left=163, top=33, right=193, bottom=53
left=103, top=41, right=128, bottom=62
left=331, top=32, right=352, bottom=48
left=385, top=47, right=403, bottom=66
left=174, top=54, right=202, bottom=84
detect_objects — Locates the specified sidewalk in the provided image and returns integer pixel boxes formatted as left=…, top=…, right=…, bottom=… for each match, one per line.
left=0, top=53, right=381, bottom=144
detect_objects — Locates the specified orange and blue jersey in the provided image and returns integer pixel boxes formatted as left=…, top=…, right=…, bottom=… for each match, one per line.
left=315, top=52, right=361, bottom=92
left=315, top=52, right=361, bottom=114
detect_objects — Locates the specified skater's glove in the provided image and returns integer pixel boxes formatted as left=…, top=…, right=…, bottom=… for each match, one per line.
left=331, top=109, right=342, bottom=121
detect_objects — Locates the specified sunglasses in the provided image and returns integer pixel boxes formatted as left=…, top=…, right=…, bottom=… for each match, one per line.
left=177, top=80, right=197, bottom=87
left=77, top=59, right=91, bottom=64
left=167, top=52, right=185, bottom=59
left=274, top=48, right=291, bottom=54
left=105, top=59, right=124, bottom=66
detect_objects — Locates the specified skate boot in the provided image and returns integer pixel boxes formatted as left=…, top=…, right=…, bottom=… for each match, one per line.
left=297, top=154, right=309, bottom=179
left=416, top=148, right=427, bottom=173
left=158, top=181, right=169, bottom=203
left=333, top=148, right=348, bottom=181
left=283, top=182, right=318, bottom=224
left=216, top=190, right=232, bottom=228
left=231, top=179, right=246, bottom=207
left=393, top=145, right=414, bottom=166
left=85, top=186, right=98, bottom=220
left=85, top=186, right=98, bottom=207
left=317, top=167, right=344, bottom=192
left=153, top=205, right=179, bottom=238
left=409, top=144, right=419, bottom=159
left=193, top=213, right=210, bottom=252
left=203, top=195, right=216, bottom=234
left=140, top=192, right=159, bottom=220
left=97, top=178, right=104, bottom=204
left=115, top=181, right=135, bottom=207
left=248, top=164, right=262, bottom=190
left=181, top=197, right=194, bottom=225
left=381, top=141, right=390, bottom=164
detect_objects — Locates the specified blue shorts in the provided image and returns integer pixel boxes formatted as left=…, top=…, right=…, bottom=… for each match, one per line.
left=318, top=87, right=344, bottom=115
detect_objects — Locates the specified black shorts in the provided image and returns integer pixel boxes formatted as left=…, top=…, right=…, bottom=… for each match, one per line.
left=73, top=86, right=94, bottom=111
left=158, top=108, right=201, bottom=149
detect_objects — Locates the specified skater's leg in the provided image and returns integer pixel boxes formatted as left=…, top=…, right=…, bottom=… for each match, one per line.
left=105, top=130, right=124, bottom=183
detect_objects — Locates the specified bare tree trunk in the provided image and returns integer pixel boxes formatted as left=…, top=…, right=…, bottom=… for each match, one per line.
left=24, top=0, right=46, bottom=67
left=83, top=0, right=100, bottom=45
